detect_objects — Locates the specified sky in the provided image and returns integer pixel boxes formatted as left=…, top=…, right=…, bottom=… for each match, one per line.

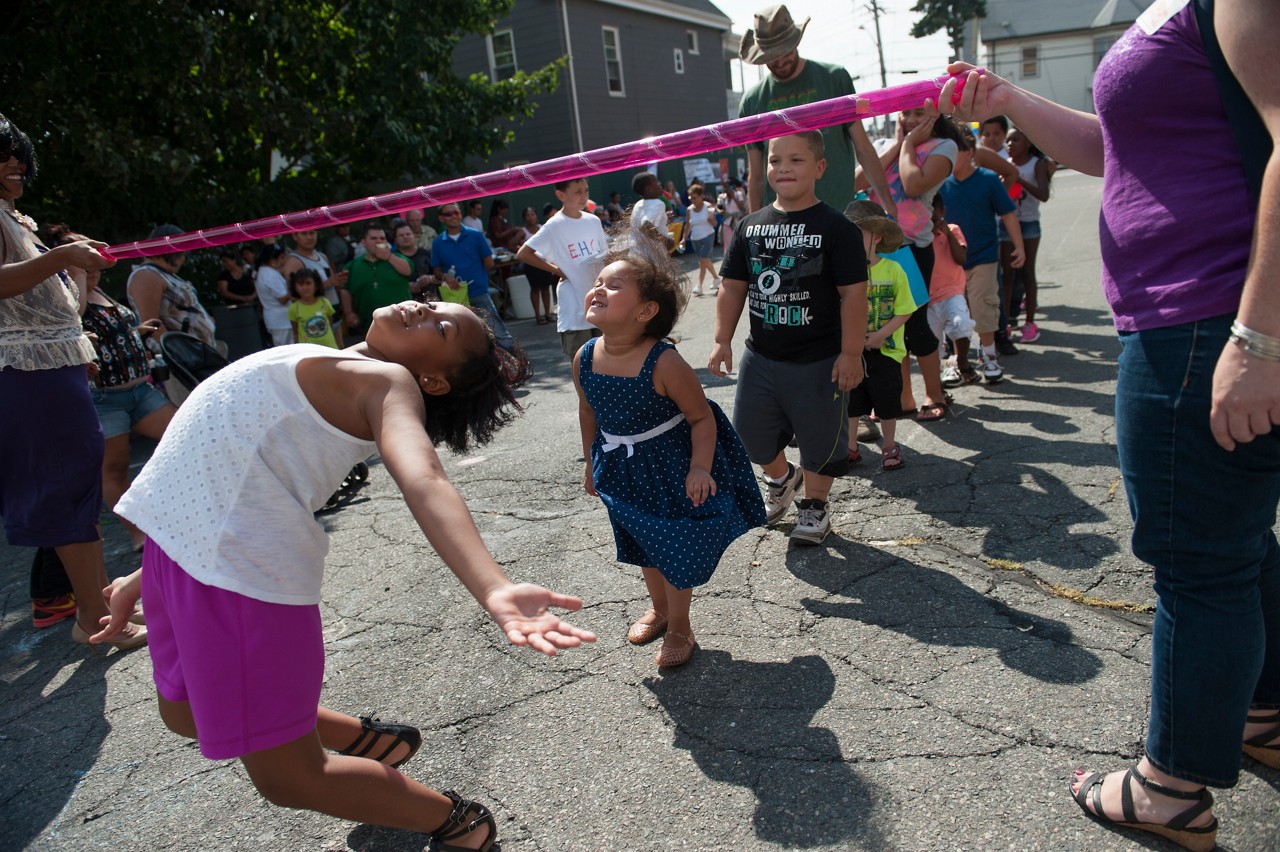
left=712, top=0, right=955, bottom=93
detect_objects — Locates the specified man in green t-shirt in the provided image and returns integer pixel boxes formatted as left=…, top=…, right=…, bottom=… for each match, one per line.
left=737, top=5, right=895, bottom=218
left=340, top=224, right=412, bottom=336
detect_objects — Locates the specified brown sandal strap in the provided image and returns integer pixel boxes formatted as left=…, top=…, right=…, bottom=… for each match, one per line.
left=1126, top=767, right=1215, bottom=832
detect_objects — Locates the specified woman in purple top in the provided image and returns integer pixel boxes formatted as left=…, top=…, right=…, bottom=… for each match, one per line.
left=943, top=2, right=1279, bottom=849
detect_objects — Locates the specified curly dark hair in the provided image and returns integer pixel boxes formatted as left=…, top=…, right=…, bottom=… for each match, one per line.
left=0, top=114, right=37, bottom=183
left=598, top=225, right=688, bottom=341
left=421, top=314, right=529, bottom=453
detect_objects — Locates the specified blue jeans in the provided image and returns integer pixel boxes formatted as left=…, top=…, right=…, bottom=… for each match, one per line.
left=469, top=291, right=514, bottom=349
left=1116, top=314, right=1280, bottom=786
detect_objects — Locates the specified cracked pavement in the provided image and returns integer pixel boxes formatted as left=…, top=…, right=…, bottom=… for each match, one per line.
left=3, top=173, right=1277, bottom=850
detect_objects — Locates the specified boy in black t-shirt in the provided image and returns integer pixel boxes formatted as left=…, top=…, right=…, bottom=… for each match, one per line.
left=709, top=131, right=869, bottom=545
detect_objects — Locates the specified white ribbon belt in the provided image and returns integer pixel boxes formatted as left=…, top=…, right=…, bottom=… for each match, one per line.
left=600, top=413, right=686, bottom=458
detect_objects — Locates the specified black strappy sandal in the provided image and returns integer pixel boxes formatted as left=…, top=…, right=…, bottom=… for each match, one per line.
left=1243, top=709, right=1280, bottom=768
left=429, top=790, right=497, bottom=852
left=1072, top=765, right=1217, bottom=852
left=337, top=715, right=422, bottom=768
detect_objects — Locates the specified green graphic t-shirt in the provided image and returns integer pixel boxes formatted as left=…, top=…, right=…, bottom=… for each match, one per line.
left=865, top=257, right=917, bottom=363
left=738, top=60, right=860, bottom=214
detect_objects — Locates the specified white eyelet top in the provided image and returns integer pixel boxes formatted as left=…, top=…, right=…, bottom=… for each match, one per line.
left=117, top=345, right=376, bottom=604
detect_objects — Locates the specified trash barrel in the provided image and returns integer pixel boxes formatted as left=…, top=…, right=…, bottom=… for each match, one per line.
left=213, top=305, right=264, bottom=361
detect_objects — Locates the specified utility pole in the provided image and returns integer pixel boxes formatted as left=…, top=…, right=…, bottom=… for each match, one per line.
left=868, top=0, right=888, bottom=90
left=862, top=0, right=890, bottom=136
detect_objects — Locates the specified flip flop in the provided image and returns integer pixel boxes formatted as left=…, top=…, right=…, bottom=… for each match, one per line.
left=916, top=402, right=948, bottom=422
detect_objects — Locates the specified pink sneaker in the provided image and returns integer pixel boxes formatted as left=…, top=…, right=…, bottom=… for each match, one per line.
left=1020, top=321, right=1040, bottom=343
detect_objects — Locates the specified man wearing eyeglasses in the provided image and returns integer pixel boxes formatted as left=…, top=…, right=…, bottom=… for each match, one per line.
left=430, top=204, right=515, bottom=350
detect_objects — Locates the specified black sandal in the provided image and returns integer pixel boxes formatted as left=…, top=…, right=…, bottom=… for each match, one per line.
left=338, top=715, right=422, bottom=768
left=429, top=790, right=496, bottom=852
left=1072, top=765, right=1217, bottom=852
left=1244, top=709, right=1280, bottom=768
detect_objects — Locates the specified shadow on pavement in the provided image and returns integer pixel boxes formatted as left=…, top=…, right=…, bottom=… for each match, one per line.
left=0, top=616, right=120, bottom=846
left=862, top=444, right=1121, bottom=572
left=788, top=541, right=1103, bottom=685
left=645, top=650, right=886, bottom=849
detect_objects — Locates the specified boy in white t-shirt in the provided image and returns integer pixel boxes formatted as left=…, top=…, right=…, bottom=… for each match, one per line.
left=516, top=178, right=608, bottom=359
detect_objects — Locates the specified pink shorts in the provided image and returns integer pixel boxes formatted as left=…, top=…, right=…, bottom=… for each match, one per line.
left=141, top=540, right=324, bottom=760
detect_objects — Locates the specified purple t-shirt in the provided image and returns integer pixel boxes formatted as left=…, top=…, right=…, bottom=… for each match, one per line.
left=1094, top=3, right=1254, bottom=332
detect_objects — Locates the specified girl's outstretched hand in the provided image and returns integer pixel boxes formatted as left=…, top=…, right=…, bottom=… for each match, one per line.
left=483, top=583, right=597, bottom=656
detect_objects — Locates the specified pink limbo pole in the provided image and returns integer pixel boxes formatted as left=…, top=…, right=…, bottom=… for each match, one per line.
left=105, top=72, right=970, bottom=259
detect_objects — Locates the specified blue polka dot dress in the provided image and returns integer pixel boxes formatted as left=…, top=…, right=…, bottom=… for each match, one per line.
left=581, top=338, right=766, bottom=590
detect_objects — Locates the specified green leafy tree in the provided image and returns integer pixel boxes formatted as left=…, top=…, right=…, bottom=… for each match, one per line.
left=0, top=0, right=559, bottom=244
left=910, top=0, right=987, bottom=61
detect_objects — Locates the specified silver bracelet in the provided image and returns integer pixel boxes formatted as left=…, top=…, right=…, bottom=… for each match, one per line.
left=1229, top=320, right=1280, bottom=362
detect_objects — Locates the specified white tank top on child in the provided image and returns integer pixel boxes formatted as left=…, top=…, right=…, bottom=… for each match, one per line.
left=116, top=345, right=376, bottom=605
left=1015, top=156, right=1043, bottom=223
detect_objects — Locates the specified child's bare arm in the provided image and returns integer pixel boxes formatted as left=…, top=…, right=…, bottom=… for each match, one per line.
left=835, top=281, right=869, bottom=391
left=515, top=244, right=563, bottom=279
left=975, top=146, right=1020, bottom=188
left=866, top=312, right=912, bottom=351
left=1021, top=158, right=1052, bottom=202
left=1000, top=213, right=1026, bottom=267
left=363, top=367, right=596, bottom=654
left=944, top=224, right=967, bottom=265
left=572, top=349, right=598, bottom=497
left=708, top=277, right=748, bottom=377
left=654, top=349, right=717, bottom=506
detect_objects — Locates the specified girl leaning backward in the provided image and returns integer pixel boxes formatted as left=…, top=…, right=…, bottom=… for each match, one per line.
left=93, top=298, right=593, bottom=852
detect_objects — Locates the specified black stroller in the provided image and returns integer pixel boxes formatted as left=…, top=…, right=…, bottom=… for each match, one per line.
left=157, top=333, right=369, bottom=513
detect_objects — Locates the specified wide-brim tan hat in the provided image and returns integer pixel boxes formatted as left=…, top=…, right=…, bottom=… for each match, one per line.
left=844, top=200, right=905, bottom=253
left=739, top=5, right=809, bottom=65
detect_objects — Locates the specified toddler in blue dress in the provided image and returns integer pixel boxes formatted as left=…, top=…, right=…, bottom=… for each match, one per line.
left=573, top=232, right=765, bottom=668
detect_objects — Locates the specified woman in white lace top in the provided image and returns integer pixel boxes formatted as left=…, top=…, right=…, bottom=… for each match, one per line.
left=0, top=113, right=146, bottom=650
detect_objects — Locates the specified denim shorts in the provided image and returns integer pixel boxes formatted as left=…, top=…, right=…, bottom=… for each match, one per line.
left=998, top=219, right=1041, bottom=241
left=91, top=381, right=171, bottom=438
left=689, top=234, right=714, bottom=259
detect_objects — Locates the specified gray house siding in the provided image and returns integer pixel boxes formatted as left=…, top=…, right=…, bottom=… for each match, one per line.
left=449, top=0, right=575, bottom=168
left=569, top=6, right=728, bottom=150
left=445, top=0, right=733, bottom=211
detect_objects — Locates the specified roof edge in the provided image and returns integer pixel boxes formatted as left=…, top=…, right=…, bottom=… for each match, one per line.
left=593, top=0, right=732, bottom=30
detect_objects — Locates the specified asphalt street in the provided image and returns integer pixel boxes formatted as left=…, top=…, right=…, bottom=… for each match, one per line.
left=2, top=172, right=1277, bottom=851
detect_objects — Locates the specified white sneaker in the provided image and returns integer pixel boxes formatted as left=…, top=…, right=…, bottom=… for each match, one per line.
left=789, top=498, right=831, bottom=545
left=941, top=361, right=962, bottom=388
left=982, top=353, right=1004, bottom=382
left=709, top=281, right=719, bottom=294
left=691, top=286, right=703, bottom=297
left=763, top=463, right=803, bottom=525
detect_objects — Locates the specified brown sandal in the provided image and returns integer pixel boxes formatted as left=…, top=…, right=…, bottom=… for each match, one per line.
left=1243, top=710, right=1280, bottom=768
left=1071, top=766, right=1217, bottom=852
left=655, top=631, right=696, bottom=668
left=627, top=610, right=668, bottom=645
